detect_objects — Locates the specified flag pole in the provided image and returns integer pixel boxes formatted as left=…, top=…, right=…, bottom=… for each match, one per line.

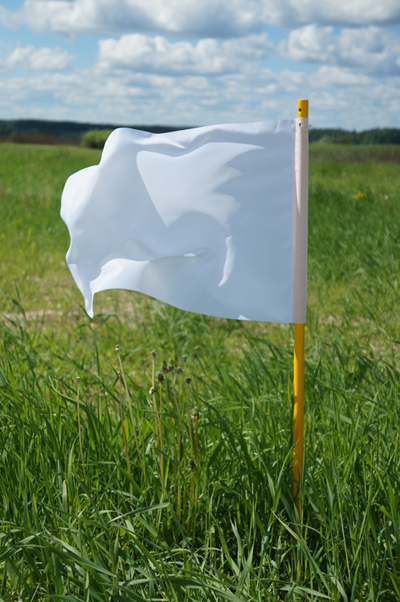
left=293, top=322, right=304, bottom=518
left=293, top=99, right=308, bottom=520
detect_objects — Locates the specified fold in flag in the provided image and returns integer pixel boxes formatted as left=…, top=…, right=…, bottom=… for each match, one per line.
left=61, top=119, right=308, bottom=323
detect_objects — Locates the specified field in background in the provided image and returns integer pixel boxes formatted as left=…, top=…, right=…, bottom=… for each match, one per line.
left=0, top=143, right=399, bottom=600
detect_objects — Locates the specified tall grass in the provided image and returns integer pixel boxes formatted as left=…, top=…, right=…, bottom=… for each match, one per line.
left=0, top=143, right=399, bottom=600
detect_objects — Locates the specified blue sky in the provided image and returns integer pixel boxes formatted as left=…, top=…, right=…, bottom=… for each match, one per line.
left=0, top=0, right=399, bottom=129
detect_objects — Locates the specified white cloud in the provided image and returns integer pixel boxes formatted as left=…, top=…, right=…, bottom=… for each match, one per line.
left=0, top=61, right=399, bottom=131
left=280, top=25, right=400, bottom=75
left=309, top=65, right=372, bottom=88
left=0, top=45, right=73, bottom=71
left=96, top=33, right=273, bottom=76
left=1, top=0, right=399, bottom=38
left=262, top=0, right=400, bottom=28
left=0, top=0, right=265, bottom=38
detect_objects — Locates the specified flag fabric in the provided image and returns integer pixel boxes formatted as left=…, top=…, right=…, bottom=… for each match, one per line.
left=61, top=119, right=308, bottom=323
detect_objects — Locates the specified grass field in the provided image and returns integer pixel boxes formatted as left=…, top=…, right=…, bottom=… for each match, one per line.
left=0, top=142, right=399, bottom=601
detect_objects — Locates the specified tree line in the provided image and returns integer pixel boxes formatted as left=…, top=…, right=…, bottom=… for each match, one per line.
left=0, top=119, right=399, bottom=146
left=0, top=119, right=190, bottom=146
left=309, top=127, right=400, bottom=145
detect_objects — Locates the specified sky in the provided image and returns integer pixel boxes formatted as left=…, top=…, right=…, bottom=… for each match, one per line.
left=0, top=0, right=399, bottom=129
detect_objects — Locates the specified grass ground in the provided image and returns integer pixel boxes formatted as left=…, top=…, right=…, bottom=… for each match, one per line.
left=0, top=142, right=399, bottom=601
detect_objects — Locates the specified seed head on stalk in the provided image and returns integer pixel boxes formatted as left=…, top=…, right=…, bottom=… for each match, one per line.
left=76, top=376, right=87, bottom=487
left=191, top=352, right=200, bottom=470
left=115, top=345, right=146, bottom=480
left=118, top=371, right=133, bottom=495
left=149, top=354, right=164, bottom=485
left=185, top=376, right=194, bottom=459
left=151, top=351, right=156, bottom=390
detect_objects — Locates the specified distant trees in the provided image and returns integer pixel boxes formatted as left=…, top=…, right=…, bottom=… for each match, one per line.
left=309, top=128, right=400, bottom=145
left=81, top=129, right=113, bottom=149
left=357, top=128, right=400, bottom=145
left=1, top=119, right=400, bottom=147
left=80, top=126, right=400, bottom=150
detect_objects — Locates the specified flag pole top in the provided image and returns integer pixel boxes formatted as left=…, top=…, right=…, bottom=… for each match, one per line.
left=297, top=99, right=308, bottom=118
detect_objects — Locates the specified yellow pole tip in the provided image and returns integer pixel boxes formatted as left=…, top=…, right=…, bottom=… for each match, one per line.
left=297, top=99, right=309, bottom=118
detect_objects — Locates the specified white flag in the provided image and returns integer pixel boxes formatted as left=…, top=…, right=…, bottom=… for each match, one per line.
left=61, top=119, right=308, bottom=323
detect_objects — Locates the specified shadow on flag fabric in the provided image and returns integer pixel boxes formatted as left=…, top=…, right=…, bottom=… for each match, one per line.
left=61, top=119, right=307, bottom=323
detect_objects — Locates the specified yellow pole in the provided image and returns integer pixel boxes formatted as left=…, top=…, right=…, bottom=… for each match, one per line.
left=293, top=99, right=308, bottom=520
